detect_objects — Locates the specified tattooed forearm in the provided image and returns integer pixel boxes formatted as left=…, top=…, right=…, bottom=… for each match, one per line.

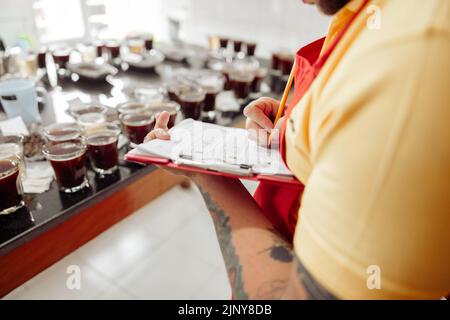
left=197, top=185, right=249, bottom=299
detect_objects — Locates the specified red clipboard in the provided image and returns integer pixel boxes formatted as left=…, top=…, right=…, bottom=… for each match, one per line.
left=124, top=152, right=301, bottom=187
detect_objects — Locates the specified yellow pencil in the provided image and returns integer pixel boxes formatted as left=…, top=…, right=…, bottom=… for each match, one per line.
left=269, top=59, right=297, bottom=145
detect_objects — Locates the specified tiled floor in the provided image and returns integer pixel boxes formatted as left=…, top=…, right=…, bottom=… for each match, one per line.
left=3, top=181, right=258, bottom=300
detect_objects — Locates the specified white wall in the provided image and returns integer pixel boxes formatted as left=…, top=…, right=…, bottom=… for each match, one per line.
left=0, top=0, right=330, bottom=57
left=168, top=0, right=330, bottom=57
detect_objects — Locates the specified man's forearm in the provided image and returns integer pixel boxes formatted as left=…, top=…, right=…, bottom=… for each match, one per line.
left=193, top=175, right=302, bottom=299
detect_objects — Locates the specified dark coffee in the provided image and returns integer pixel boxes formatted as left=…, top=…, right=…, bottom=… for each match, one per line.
left=232, top=79, right=251, bottom=100
left=87, top=134, right=119, bottom=172
left=230, top=72, right=254, bottom=101
left=251, top=69, right=267, bottom=93
left=122, top=114, right=155, bottom=144
left=53, top=51, right=70, bottom=69
left=222, top=68, right=232, bottom=91
left=144, top=38, right=154, bottom=51
left=233, top=40, right=243, bottom=53
left=246, top=42, right=257, bottom=57
left=279, top=54, right=295, bottom=75
left=0, top=160, right=23, bottom=213
left=107, top=44, right=121, bottom=58
left=96, top=44, right=105, bottom=57
left=167, top=88, right=180, bottom=103
left=179, top=92, right=205, bottom=120
left=251, top=76, right=263, bottom=93
left=204, top=91, right=218, bottom=112
left=46, top=143, right=88, bottom=191
left=271, top=52, right=281, bottom=70
left=38, top=50, right=47, bottom=69
left=219, top=37, right=229, bottom=49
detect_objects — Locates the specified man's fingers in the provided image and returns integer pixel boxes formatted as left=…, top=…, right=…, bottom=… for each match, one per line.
left=243, top=98, right=278, bottom=132
left=247, top=119, right=269, bottom=147
left=144, top=128, right=170, bottom=143
left=154, top=111, right=170, bottom=131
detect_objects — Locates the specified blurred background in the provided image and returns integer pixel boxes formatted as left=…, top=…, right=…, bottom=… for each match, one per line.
left=0, top=0, right=330, bottom=57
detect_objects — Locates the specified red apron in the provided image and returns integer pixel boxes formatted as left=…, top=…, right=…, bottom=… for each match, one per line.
left=254, top=0, right=370, bottom=241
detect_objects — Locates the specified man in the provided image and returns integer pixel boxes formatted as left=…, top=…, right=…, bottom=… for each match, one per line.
left=146, top=0, right=450, bottom=299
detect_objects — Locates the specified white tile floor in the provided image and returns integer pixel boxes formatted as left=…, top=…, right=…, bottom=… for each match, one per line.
left=2, top=181, right=258, bottom=300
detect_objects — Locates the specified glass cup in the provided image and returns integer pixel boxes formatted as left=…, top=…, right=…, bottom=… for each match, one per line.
left=147, top=101, right=180, bottom=129
left=278, top=53, right=295, bottom=76
left=250, top=68, right=268, bottom=98
left=0, top=134, right=25, bottom=177
left=120, top=110, right=155, bottom=147
left=246, top=42, right=257, bottom=57
left=178, top=88, right=206, bottom=120
left=230, top=71, right=255, bottom=104
left=68, top=103, right=107, bottom=119
left=233, top=40, right=243, bottom=53
left=85, top=123, right=121, bottom=176
left=219, top=37, right=229, bottom=50
left=37, top=48, right=47, bottom=69
left=117, top=101, right=150, bottom=115
left=0, top=158, right=24, bottom=215
left=143, top=35, right=154, bottom=51
left=78, top=44, right=97, bottom=63
left=52, top=48, right=71, bottom=69
left=128, top=39, right=145, bottom=55
left=76, top=112, right=107, bottom=136
left=17, top=52, right=38, bottom=77
left=43, top=138, right=89, bottom=193
left=43, top=123, right=82, bottom=144
left=106, top=41, right=121, bottom=59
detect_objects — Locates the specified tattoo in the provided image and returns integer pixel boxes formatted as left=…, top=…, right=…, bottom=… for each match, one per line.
left=197, top=185, right=248, bottom=299
left=256, top=279, right=289, bottom=299
left=258, top=228, right=294, bottom=263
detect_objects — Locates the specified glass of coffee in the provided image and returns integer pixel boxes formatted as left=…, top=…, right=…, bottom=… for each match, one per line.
left=230, top=71, right=255, bottom=105
left=0, top=158, right=24, bottom=215
left=52, top=49, right=71, bottom=69
left=246, top=42, right=257, bottom=57
left=37, top=48, right=47, bottom=69
left=120, top=110, right=155, bottom=147
left=76, top=112, right=107, bottom=136
left=279, top=53, right=295, bottom=76
left=143, top=35, right=154, bottom=51
left=43, top=138, right=89, bottom=193
left=106, top=41, right=121, bottom=59
left=233, top=40, right=243, bottom=53
left=219, top=37, right=229, bottom=50
left=43, top=123, right=82, bottom=144
left=86, top=123, right=121, bottom=176
left=117, top=101, right=150, bottom=116
left=250, top=68, right=268, bottom=98
left=178, top=88, right=206, bottom=120
left=147, top=101, right=180, bottom=129
left=0, top=134, right=25, bottom=177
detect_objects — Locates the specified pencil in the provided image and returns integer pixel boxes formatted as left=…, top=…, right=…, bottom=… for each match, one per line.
left=268, top=59, right=297, bottom=146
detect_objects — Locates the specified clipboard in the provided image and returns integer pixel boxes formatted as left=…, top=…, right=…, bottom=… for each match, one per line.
left=124, top=119, right=301, bottom=187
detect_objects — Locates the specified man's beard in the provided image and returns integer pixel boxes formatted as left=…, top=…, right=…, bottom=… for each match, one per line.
left=316, top=0, right=351, bottom=15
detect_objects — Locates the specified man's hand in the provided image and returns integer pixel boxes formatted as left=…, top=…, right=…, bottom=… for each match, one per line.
left=243, top=97, right=284, bottom=147
left=144, top=111, right=171, bottom=142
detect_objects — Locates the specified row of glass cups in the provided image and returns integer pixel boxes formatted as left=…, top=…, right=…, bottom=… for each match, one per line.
left=42, top=100, right=180, bottom=194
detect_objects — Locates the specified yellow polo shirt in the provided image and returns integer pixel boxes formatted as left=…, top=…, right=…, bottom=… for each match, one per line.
left=287, top=0, right=450, bottom=299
